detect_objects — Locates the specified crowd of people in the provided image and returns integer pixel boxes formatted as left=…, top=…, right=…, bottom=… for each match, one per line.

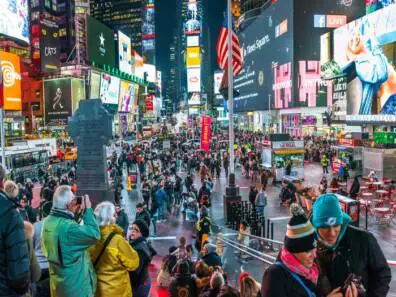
left=0, top=128, right=393, bottom=297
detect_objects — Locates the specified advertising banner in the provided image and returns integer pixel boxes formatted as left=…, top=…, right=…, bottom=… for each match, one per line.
left=0, top=0, right=29, bottom=43
left=235, top=0, right=293, bottom=112
left=184, top=0, right=201, bottom=35
left=40, top=17, right=60, bottom=73
left=187, top=35, right=199, bottom=47
left=145, top=94, right=154, bottom=111
left=186, top=47, right=200, bottom=67
left=333, top=4, right=396, bottom=122
left=90, top=71, right=101, bottom=99
left=0, top=51, right=22, bottom=110
left=71, top=78, right=86, bottom=113
left=214, top=72, right=223, bottom=94
left=44, top=78, right=72, bottom=123
left=118, top=31, right=132, bottom=74
left=87, top=16, right=116, bottom=68
left=142, top=5, right=155, bottom=39
left=100, top=74, right=120, bottom=105
left=187, top=68, right=201, bottom=93
left=118, top=80, right=137, bottom=113
left=200, top=115, right=211, bottom=152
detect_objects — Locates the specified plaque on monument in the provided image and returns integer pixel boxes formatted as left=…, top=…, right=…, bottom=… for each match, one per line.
left=68, top=99, right=114, bottom=204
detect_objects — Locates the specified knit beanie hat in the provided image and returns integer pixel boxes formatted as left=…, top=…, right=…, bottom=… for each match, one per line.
left=312, top=194, right=343, bottom=228
left=133, top=219, right=150, bottom=238
left=284, top=204, right=317, bottom=253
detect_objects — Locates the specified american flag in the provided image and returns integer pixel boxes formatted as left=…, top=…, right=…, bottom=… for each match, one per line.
left=216, top=16, right=243, bottom=76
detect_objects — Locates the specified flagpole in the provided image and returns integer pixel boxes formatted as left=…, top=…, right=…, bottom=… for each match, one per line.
left=227, top=0, right=235, bottom=175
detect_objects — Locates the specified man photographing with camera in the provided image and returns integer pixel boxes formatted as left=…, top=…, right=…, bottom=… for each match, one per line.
left=41, top=185, right=100, bottom=297
left=312, top=194, right=391, bottom=297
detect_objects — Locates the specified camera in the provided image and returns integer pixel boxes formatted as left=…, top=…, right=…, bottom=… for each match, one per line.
left=75, top=196, right=83, bottom=205
left=342, top=274, right=366, bottom=297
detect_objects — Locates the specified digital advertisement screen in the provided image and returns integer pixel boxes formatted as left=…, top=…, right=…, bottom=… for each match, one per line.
left=90, top=71, right=101, bottom=99
left=142, top=6, right=155, bottom=39
left=0, top=51, right=22, bottom=111
left=118, top=80, right=137, bottom=113
left=187, top=35, right=200, bottom=47
left=87, top=16, right=116, bottom=68
left=71, top=78, right=86, bottom=113
left=187, top=68, right=201, bottom=93
left=333, top=4, right=396, bottom=120
left=0, top=0, right=29, bottom=43
left=118, top=31, right=132, bottom=74
left=235, top=0, right=293, bottom=112
left=186, top=47, right=200, bottom=67
left=99, top=74, right=120, bottom=105
left=366, top=0, right=396, bottom=14
left=44, top=79, right=72, bottom=123
left=214, top=72, right=223, bottom=95
left=40, top=17, right=60, bottom=73
left=184, top=0, right=201, bottom=35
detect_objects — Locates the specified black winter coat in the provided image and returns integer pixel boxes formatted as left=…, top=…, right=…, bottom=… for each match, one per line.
left=0, top=191, right=30, bottom=296
left=129, top=237, right=152, bottom=288
left=261, top=262, right=318, bottom=297
left=202, top=252, right=222, bottom=268
left=316, top=225, right=391, bottom=297
left=169, top=275, right=198, bottom=297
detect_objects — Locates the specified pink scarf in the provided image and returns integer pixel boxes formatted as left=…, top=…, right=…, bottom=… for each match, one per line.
left=280, top=247, right=319, bottom=285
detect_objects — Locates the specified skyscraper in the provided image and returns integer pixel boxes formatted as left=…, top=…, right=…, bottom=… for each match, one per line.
left=90, top=0, right=145, bottom=55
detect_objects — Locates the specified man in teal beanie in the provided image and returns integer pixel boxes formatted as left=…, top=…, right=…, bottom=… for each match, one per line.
left=312, top=194, right=391, bottom=297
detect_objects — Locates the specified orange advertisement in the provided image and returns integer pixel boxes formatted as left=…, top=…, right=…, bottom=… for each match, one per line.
left=0, top=51, right=22, bottom=110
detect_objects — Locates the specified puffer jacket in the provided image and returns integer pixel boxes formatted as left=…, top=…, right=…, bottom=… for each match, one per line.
left=89, top=224, right=139, bottom=297
left=0, top=191, right=30, bottom=296
left=41, top=208, right=100, bottom=297
left=316, top=225, right=391, bottom=297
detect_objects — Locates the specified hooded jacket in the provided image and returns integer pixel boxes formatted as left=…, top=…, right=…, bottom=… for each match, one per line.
left=89, top=224, right=139, bottom=297
left=41, top=208, right=101, bottom=297
left=0, top=191, right=30, bottom=296
left=316, top=220, right=391, bottom=297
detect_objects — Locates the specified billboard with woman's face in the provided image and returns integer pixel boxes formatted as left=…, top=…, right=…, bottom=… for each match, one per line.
left=333, top=4, right=396, bottom=121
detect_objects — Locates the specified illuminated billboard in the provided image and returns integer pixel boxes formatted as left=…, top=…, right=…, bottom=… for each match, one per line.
left=118, top=31, right=132, bottom=74
left=0, top=0, right=29, bottom=43
left=333, top=4, right=396, bottom=123
left=90, top=71, right=101, bottom=99
left=118, top=80, right=137, bottom=113
left=186, top=47, right=200, bottom=67
left=187, top=36, right=199, bottom=47
left=214, top=72, right=223, bottom=95
left=44, top=79, right=72, bottom=123
left=39, top=17, right=60, bottom=73
left=184, top=0, right=201, bottom=35
left=87, top=16, right=116, bottom=68
left=187, top=68, right=201, bottom=93
left=0, top=51, right=22, bottom=111
left=142, top=6, right=155, bottom=39
left=100, top=74, right=120, bottom=105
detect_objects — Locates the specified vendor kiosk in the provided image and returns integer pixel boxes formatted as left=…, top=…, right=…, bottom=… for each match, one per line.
left=261, top=140, right=305, bottom=182
left=334, top=194, right=360, bottom=227
left=332, top=139, right=363, bottom=178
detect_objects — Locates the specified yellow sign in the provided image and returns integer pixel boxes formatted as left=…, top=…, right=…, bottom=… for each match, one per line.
left=186, top=47, right=200, bottom=67
left=274, top=149, right=305, bottom=155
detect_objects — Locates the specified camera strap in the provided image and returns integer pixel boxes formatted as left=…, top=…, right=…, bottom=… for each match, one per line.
left=94, top=232, right=116, bottom=268
left=276, top=261, right=316, bottom=297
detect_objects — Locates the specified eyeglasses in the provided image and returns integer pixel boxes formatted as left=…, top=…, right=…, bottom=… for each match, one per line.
left=131, top=227, right=140, bottom=232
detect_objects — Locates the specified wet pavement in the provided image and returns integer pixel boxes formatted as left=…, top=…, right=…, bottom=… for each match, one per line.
left=121, top=162, right=396, bottom=296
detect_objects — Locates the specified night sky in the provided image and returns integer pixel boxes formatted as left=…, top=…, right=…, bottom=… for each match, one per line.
left=156, top=0, right=226, bottom=83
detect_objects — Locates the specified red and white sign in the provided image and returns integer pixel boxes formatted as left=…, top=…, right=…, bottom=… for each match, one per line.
left=145, top=94, right=154, bottom=112
left=272, top=141, right=304, bottom=149
left=187, top=68, right=201, bottom=93
left=200, top=115, right=211, bottom=152
left=326, top=15, right=347, bottom=28
left=262, top=140, right=272, bottom=146
left=337, top=139, right=360, bottom=147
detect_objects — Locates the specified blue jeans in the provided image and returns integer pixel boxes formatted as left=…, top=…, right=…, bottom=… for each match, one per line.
left=256, top=206, right=265, bottom=216
left=133, top=278, right=151, bottom=297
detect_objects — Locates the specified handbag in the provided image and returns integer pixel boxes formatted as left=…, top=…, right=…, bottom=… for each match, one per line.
left=93, top=232, right=116, bottom=267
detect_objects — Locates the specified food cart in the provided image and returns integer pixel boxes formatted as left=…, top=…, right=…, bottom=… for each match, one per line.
left=332, top=138, right=363, bottom=178
left=261, top=140, right=305, bottom=182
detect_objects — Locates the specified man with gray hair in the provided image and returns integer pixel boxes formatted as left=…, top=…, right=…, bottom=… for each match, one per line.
left=0, top=164, right=30, bottom=296
left=41, top=185, right=100, bottom=297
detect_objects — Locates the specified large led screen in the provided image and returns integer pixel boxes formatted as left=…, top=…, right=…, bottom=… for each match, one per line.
left=118, top=31, right=132, bottom=74
left=118, top=80, right=137, bottom=113
left=184, top=1, right=201, bottom=35
left=99, top=74, right=120, bottom=105
left=0, top=0, right=29, bottom=43
left=186, top=47, right=200, bottom=67
left=234, top=0, right=293, bottom=112
left=333, top=4, right=396, bottom=119
left=0, top=51, right=22, bottom=110
left=40, top=17, right=60, bottom=73
left=90, top=71, right=101, bottom=99
left=44, top=79, right=72, bottom=123
left=187, top=68, right=201, bottom=93
left=87, top=16, right=116, bottom=68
